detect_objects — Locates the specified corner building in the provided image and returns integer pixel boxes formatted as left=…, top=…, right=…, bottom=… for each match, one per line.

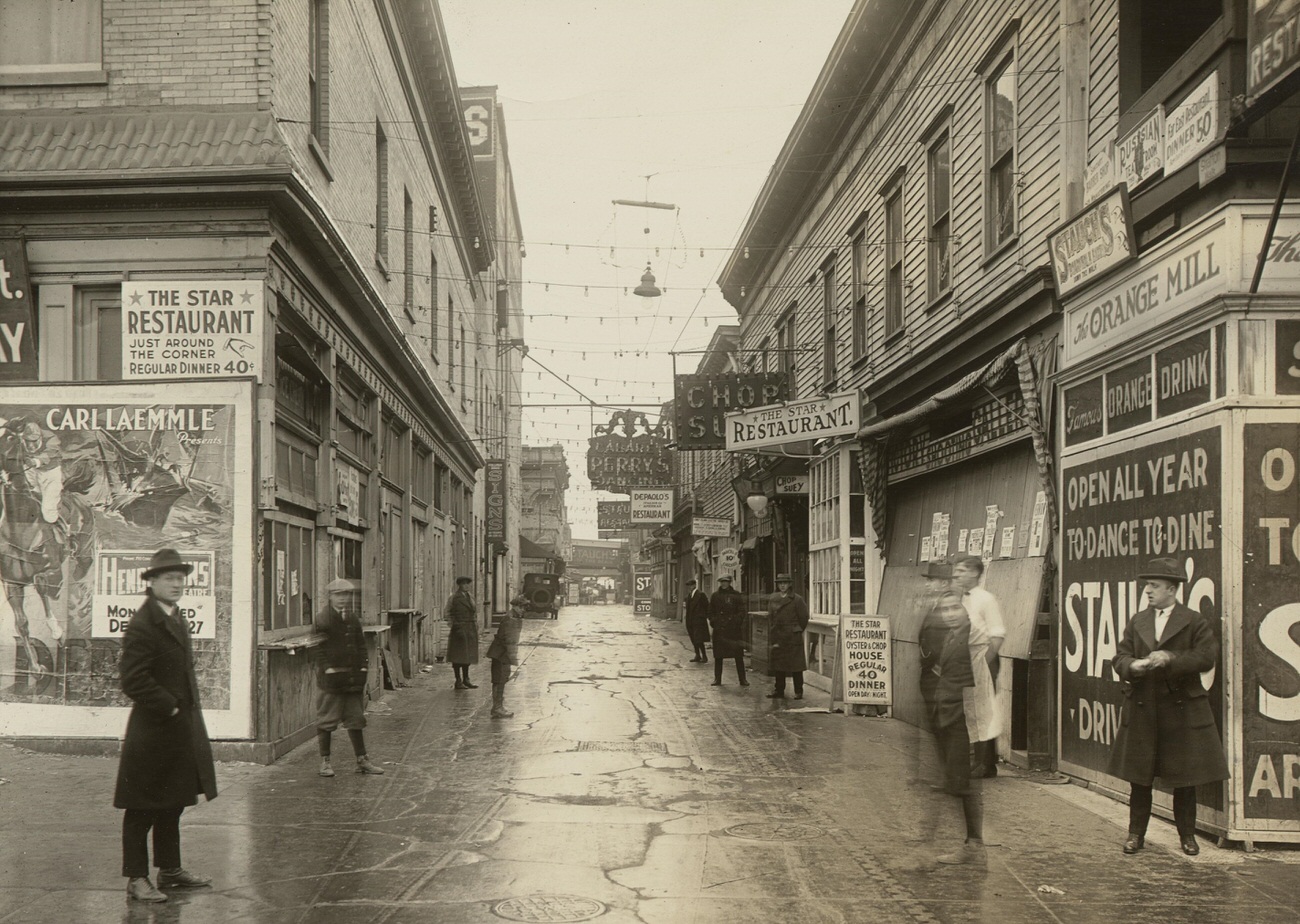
left=0, top=0, right=513, bottom=761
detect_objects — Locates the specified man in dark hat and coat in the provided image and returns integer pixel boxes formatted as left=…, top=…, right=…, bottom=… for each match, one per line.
left=766, top=573, right=810, bottom=700
left=1108, top=557, right=1229, bottom=857
left=708, top=575, right=748, bottom=686
left=114, top=548, right=217, bottom=902
left=684, top=578, right=711, bottom=663
left=313, top=578, right=384, bottom=778
left=446, top=576, right=480, bottom=690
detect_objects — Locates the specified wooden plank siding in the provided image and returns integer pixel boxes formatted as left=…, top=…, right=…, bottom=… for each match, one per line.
left=1088, top=0, right=1120, bottom=161
left=737, top=0, right=1066, bottom=402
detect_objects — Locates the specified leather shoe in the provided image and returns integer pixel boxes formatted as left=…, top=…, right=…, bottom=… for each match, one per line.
left=1122, top=834, right=1144, bottom=854
left=739, top=681, right=750, bottom=686
left=158, top=867, right=211, bottom=889
left=127, top=877, right=168, bottom=902
left=463, top=681, right=478, bottom=689
left=710, top=680, right=722, bottom=686
left=765, top=692, right=785, bottom=699
left=1180, top=835, right=1199, bottom=856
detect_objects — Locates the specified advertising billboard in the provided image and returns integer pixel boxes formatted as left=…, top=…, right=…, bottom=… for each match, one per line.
left=0, top=381, right=255, bottom=739
left=673, top=372, right=787, bottom=450
left=121, top=280, right=263, bottom=380
left=633, top=566, right=653, bottom=615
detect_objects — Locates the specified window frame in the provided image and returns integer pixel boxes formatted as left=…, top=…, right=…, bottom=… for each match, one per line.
left=308, top=0, right=330, bottom=168
left=375, top=121, right=389, bottom=273
left=0, top=0, right=106, bottom=86
left=926, top=126, right=953, bottom=304
left=983, top=41, right=1018, bottom=257
left=820, top=254, right=837, bottom=390
left=882, top=179, right=905, bottom=341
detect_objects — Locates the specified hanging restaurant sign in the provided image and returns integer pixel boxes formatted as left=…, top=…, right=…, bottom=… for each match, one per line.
left=673, top=372, right=789, bottom=449
left=0, top=238, right=37, bottom=381
left=587, top=410, right=672, bottom=492
left=1248, top=1, right=1300, bottom=99
left=597, top=501, right=631, bottom=530
left=724, top=392, right=860, bottom=451
left=1048, top=186, right=1136, bottom=298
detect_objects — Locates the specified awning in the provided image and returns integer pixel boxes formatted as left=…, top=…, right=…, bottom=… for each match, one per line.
left=519, top=536, right=556, bottom=559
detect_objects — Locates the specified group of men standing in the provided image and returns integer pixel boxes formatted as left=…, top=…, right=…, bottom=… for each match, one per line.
left=683, top=573, right=810, bottom=698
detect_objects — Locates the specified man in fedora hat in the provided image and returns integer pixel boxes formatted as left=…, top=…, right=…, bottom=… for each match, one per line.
left=313, top=578, right=384, bottom=778
left=445, top=576, right=480, bottom=690
left=1108, top=557, right=1228, bottom=857
left=114, top=548, right=217, bottom=902
left=684, top=578, right=711, bottom=663
left=708, top=575, right=748, bottom=686
left=766, top=573, right=809, bottom=700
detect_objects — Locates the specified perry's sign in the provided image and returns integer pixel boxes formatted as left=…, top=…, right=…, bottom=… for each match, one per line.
left=725, top=392, right=859, bottom=451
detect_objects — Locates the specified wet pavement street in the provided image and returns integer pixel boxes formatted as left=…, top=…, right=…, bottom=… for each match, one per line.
left=2, top=603, right=1298, bottom=923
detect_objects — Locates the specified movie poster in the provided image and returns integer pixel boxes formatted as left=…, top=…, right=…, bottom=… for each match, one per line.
left=0, top=381, right=254, bottom=738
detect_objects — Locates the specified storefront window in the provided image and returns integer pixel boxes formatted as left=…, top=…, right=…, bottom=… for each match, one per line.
left=810, top=452, right=841, bottom=615
left=263, top=515, right=315, bottom=633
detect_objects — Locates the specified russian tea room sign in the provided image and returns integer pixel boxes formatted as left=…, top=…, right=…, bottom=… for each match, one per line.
left=121, top=280, right=264, bottom=380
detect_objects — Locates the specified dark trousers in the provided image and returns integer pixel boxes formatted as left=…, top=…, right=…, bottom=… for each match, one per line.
left=773, top=670, right=803, bottom=696
left=122, top=808, right=183, bottom=878
left=1129, top=783, right=1198, bottom=837
left=692, top=642, right=709, bottom=660
left=713, top=654, right=746, bottom=683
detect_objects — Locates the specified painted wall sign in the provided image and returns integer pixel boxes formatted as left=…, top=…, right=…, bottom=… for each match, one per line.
left=597, top=500, right=631, bottom=530
left=0, top=238, right=37, bottom=380
left=629, top=488, right=673, bottom=524
left=673, top=372, right=788, bottom=450
left=724, top=392, right=860, bottom=451
left=1063, top=376, right=1105, bottom=446
left=1105, top=356, right=1154, bottom=434
left=1155, top=330, right=1213, bottom=417
left=1048, top=186, right=1136, bottom=297
left=839, top=615, right=892, bottom=706
left=121, top=280, right=263, bottom=380
left=1241, top=421, right=1300, bottom=824
left=1115, top=106, right=1165, bottom=191
left=484, top=459, right=506, bottom=544
left=692, top=515, right=731, bottom=538
left=1060, top=424, right=1223, bottom=813
left=1249, top=1, right=1300, bottom=98
left=1164, top=72, right=1220, bottom=175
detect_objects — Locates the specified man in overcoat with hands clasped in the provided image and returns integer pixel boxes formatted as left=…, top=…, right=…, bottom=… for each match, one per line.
left=708, top=575, right=748, bottom=686
left=766, top=573, right=810, bottom=700
left=684, top=578, right=711, bottom=663
left=1108, top=557, right=1228, bottom=857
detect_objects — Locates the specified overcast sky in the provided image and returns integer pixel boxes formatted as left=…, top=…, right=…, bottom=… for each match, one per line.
left=441, top=1, right=853, bottom=537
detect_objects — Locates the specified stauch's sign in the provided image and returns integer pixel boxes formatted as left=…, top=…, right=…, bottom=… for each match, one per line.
left=1048, top=186, right=1136, bottom=298
left=673, top=372, right=788, bottom=450
left=484, top=459, right=506, bottom=545
left=725, top=392, right=860, bottom=451
left=597, top=501, right=631, bottom=530
left=587, top=410, right=672, bottom=492
left=0, top=238, right=38, bottom=381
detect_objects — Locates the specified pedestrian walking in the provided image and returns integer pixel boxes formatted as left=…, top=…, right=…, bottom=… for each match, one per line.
left=684, top=578, right=711, bottom=663
left=446, top=576, right=479, bottom=689
left=708, top=575, right=748, bottom=686
left=1108, top=557, right=1229, bottom=857
left=114, top=548, right=217, bottom=903
left=917, top=560, right=985, bottom=866
left=766, top=573, right=809, bottom=700
left=313, top=578, right=384, bottom=778
left=951, top=555, right=1004, bottom=778
left=487, top=594, right=526, bottom=717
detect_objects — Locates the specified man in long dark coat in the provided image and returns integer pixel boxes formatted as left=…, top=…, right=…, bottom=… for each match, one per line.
left=708, top=575, right=748, bottom=686
left=684, top=578, right=711, bottom=663
left=1108, top=557, right=1229, bottom=857
left=314, top=578, right=384, bottom=778
left=114, top=548, right=217, bottom=903
left=766, top=573, right=810, bottom=700
left=446, top=575, right=479, bottom=689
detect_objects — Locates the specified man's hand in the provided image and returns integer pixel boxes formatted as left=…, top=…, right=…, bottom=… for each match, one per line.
left=1147, top=650, right=1174, bottom=669
left=1128, top=658, right=1150, bottom=676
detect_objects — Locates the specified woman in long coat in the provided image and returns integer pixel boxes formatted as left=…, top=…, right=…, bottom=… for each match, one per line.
left=1108, top=557, right=1228, bottom=856
left=445, top=576, right=479, bottom=689
left=114, top=548, right=217, bottom=901
left=766, top=573, right=809, bottom=699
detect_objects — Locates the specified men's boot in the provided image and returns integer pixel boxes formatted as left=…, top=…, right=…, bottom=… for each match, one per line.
left=491, top=684, right=513, bottom=718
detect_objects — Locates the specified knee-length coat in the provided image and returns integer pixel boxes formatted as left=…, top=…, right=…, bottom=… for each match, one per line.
left=1107, top=602, right=1229, bottom=788
left=685, top=589, right=711, bottom=646
left=767, top=592, right=809, bottom=673
left=708, top=586, right=747, bottom=658
left=445, top=589, right=479, bottom=664
left=114, top=594, right=218, bottom=811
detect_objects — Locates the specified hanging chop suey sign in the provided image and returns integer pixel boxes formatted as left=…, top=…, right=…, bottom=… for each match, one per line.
left=587, top=410, right=672, bottom=492
left=725, top=392, right=860, bottom=451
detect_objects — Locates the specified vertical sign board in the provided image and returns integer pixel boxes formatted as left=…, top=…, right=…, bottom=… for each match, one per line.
left=1241, top=421, right=1300, bottom=829
left=633, top=565, right=653, bottom=615
left=838, top=615, right=891, bottom=706
left=121, top=281, right=263, bottom=380
left=1059, top=423, right=1224, bottom=817
left=597, top=501, right=631, bottom=530
left=1249, top=3, right=1300, bottom=98
left=629, top=488, right=673, bottom=524
left=0, top=381, right=255, bottom=740
left=484, top=459, right=506, bottom=545
left=0, top=239, right=38, bottom=380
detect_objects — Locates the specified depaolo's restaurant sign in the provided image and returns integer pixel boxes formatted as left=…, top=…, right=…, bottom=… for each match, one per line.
left=1063, top=204, right=1300, bottom=366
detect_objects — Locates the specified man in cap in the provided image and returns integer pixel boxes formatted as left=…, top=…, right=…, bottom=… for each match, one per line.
left=766, top=573, right=809, bottom=700
left=708, top=575, right=748, bottom=686
left=114, top=548, right=217, bottom=902
left=1108, top=557, right=1228, bottom=856
left=486, top=594, right=527, bottom=717
left=313, top=578, right=384, bottom=777
left=683, top=578, right=711, bottom=663
left=445, top=576, right=480, bottom=690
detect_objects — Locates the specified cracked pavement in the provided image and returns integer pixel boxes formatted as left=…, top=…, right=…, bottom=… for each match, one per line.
left=2, top=604, right=1298, bottom=923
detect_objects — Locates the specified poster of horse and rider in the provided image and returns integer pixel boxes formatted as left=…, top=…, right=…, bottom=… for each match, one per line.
left=0, top=380, right=254, bottom=739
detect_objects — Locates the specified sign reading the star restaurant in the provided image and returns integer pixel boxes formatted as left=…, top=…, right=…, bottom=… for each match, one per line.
left=724, top=392, right=860, bottom=451
left=121, top=281, right=264, bottom=381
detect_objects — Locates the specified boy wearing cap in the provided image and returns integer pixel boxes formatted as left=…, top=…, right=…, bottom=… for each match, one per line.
left=486, top=594, right=526, bottom=717
left=313, top=578, right=384, bottom=778
left=1109, top=557, right=1228, bottom=857
left=707, top=575, right=748, bottom=686
left=445, top=576, right=480, bottom=690
left=114, top=548, right=217, bottom=902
